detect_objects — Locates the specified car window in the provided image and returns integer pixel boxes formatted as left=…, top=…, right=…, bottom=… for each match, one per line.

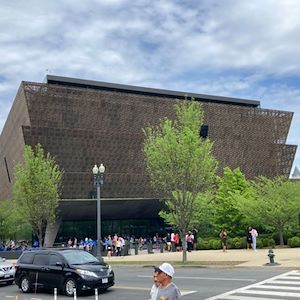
left=49, top=254, right=63, bottom=266
left=61, top=250, right=99, bottom=265
left=19, top=252, right=35, bottom=264
left=33, top=254, right=49, bottom=265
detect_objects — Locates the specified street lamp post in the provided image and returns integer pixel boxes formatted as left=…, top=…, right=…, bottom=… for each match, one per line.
left=92, top=163, right=105, bottom=259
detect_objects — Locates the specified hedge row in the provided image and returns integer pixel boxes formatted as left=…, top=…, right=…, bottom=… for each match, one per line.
left=287, top=236, right=300, bottom=247
left=197, top=236, right=276, bottom=250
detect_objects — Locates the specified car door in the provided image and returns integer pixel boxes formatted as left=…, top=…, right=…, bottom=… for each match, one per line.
left=47, top=253, right=66, bottom=289
left=31, top=253, right=50, bottom=290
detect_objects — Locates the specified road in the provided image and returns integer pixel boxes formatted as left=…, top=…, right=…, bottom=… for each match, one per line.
left=0, top=266, right=295, bottom=299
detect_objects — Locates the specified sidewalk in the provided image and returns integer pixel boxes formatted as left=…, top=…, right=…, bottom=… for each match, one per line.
left=104, top=248, right=300, bottom=268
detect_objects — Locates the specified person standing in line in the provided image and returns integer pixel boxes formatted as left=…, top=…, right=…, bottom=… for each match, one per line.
left=166, top=233, right=172, bottom=252
left=246, top=227, right=252, bottom=250
left=155, top=262, right=182, bottom=300
left=192, top=229, right=198, bottom=250
left=219, top=228, right=228, bottom=252
left=251, top=227, right=258, bottom=251
left=150, top=268, right=160, bottom=300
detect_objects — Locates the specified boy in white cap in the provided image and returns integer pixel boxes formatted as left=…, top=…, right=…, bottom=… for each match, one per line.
left=155, top=262, right=182, bottom=300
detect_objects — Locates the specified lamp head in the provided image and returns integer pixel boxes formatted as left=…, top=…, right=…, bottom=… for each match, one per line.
left=99, top=163, right=105, bottom=174
left=92, top=164, right=99, bottom=174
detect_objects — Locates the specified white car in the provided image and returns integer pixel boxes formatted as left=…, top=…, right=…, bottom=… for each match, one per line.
left=0, top=257, right=15, bottom=285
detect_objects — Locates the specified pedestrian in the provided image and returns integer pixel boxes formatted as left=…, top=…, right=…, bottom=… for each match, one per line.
left=166, top=233, right=171, bottom=252
left=192, top=229, right=198, bottom=250
left=251, top=227, right=258, bottom=251
left=150, top=267, right=160, bottom=300
left=187, top=231, right=194, bottom=252
left=246, top=227, right=252, bottom=250
left=219, top=228, right=228, bottom=252
left=155, top=262, right=182, bottom=300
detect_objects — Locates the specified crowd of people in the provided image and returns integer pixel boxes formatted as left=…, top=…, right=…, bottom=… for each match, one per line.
left=0, top=240, right=28, bottom=251
left=61, top=230, right=199, bottom=256
left=1, top=226, right=259, bottom=256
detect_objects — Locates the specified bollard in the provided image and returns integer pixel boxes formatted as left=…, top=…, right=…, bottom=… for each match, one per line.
left=135, top=243, right=138, bottom=255
left=147, top=242, right=154, bottom=254
left=171, top=242, right=176, bottom=252
left=73, top=287, right=77, bottom=300
left=95, top=288, right=99, bottom=300
left=267, top=249, right=275, bottom=264
left=160, top=243, right=164, bottom=253
left=54, top=287, right=57, bottom=300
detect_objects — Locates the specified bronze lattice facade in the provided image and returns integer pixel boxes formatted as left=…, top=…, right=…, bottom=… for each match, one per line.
left=0, top=76, right=297, bottom=205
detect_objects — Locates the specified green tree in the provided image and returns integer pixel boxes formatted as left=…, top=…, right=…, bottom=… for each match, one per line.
left=13, top=144, right=63, bottom=247
left=238, top=176, right=300, bottom=245
left=213, top=167, right=250, bottom=236
left=0, top=200, right=23, bottom=241
left=143, top=101, right=218, bottom=262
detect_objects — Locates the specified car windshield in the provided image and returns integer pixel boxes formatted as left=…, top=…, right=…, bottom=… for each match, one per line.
left=61, top=250, right=99, bottom=265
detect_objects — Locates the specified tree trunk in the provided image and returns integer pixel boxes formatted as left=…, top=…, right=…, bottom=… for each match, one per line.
left=278, top=227, right=284, bottom=246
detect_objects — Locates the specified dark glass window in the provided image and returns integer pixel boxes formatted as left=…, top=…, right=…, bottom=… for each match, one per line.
left=49, top=254, right=63, bottom=266
left=19, top=253, right=35, bottom=264
left=33, top=254, right=49, bottom=265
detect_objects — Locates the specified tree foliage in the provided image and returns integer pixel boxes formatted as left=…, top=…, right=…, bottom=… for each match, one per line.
left=13, top=144, right=63, bottom=247
left=143, top=101, right=218, bottom=262
left=213, top=167, right=251, bottom=236
left=0, top=200, right=23, bottom=241
left=238, top=176, right=300, bottom=245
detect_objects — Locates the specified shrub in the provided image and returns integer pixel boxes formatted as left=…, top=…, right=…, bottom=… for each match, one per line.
left=209, top=239, right=221, bottom=250
left=260, top=237, right=276, bottom=248
left=198, top=239, right=210, bottom=250
left=229, top=237, right=244, bottom=249
left=288, top=236, right=300, bottom=248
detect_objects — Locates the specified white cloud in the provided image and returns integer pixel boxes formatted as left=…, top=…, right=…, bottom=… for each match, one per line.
left=0, top=0, right=299, bottom=169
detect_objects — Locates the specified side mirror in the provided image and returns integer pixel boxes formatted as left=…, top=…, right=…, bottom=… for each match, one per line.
left=56, top=261, right=64, bottom=267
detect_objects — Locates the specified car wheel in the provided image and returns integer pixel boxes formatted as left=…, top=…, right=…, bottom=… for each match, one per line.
left=6, top=281, right=14, bottom=285
left=20, top=276, right=31, bottom=293
left=64, top=278, right=77, bottom=297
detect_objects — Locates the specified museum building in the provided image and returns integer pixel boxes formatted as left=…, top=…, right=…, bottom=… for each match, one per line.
left=0, top=75, right=297, bottom=244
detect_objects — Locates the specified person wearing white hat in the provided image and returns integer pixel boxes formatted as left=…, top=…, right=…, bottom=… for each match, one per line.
left=155, top=262, right=182, bottom=300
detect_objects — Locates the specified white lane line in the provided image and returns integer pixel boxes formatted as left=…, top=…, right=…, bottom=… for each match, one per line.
left=114, top=285, right=196, bottom=295
left=254, top=284, right=300, bottom=290
left=114, top=285, right=197, bottom=298
left=5, top=297, right=42, bottom=300
left=272, top=280, right=300, bottom=285
left=281, top=276, right=300, bottom=280
left=221, top=296, right=286, bottom=300
left=205, top=270, right=297, bottom=300
left=182, top=291, right=197, bottom=296
left=241, top=289, right=300, bottom=297
left=138, top=275, right=256, bottom=282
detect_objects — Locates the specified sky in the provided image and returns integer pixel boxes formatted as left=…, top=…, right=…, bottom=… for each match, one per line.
left=0, top=0, right=299, bottom=174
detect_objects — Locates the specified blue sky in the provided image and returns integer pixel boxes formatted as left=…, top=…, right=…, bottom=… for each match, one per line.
left=0, top=0, right=299, bottom=173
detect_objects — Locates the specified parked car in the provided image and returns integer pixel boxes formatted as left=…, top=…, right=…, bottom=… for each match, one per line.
left=0, top=257, right=15, bottom=285
left=15, top=248, right=114, bottom=296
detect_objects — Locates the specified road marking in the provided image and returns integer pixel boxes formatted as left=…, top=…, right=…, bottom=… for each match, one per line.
left=205, top=270, right=300, bottom=300
left=113, top=285, right=196, bottom=296
left=5, top=297, right=42, bottom=300
left=241, top=289, right=300, bottom=297
left=138, top=275, right=256, bottom=282
left=255, top=284, right=300, bottom=290
left=220, top=296, right=286, bottom=300
left=272, top=279, right=300, bottom=285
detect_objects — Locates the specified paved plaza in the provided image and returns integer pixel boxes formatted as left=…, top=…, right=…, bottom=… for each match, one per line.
left=104, top=247, right=300, bottom=268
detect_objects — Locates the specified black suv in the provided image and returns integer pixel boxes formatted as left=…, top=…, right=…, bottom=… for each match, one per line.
left=15, top=248, right=114, bottom=296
